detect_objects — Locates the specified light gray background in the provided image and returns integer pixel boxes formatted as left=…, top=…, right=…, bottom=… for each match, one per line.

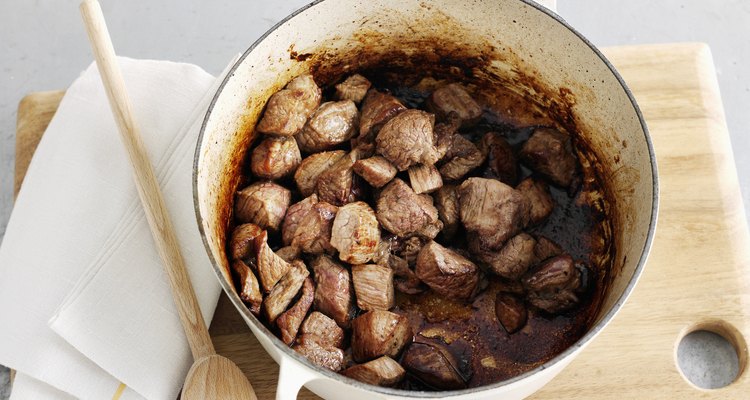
left=0, top=0, right=745, bottom=397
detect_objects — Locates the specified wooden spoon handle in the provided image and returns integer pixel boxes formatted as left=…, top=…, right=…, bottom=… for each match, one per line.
left=79, top=0, right=215, bottom=361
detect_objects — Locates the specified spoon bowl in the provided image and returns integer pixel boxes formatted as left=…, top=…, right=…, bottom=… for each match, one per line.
left=183, top=355, right=257, bottom=400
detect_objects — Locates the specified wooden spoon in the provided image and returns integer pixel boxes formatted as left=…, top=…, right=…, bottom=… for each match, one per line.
left=79, top=1, right=256, bottom=398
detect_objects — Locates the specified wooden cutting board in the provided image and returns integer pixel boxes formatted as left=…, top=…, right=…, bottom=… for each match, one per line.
left=13, top=43, right=750, bottom=399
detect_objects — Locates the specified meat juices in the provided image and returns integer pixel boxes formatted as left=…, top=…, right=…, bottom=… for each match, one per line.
left=229, top=73, right=609, bottom=390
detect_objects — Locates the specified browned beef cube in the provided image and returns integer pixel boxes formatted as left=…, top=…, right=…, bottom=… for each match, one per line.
left=401, top=342, right=466, bottom=390
left=276, top=245, right=301, bottom=263
left=516, top=177, right=554, bottom=225
left=408, top=164, right=443, bottom=194
left=254, top=231, right=291, bottom=292
left=294, top=150, right=347, bottom=197
left=534, top=235, right=563, bottom=262
left=352, top=264, right=395, bottom=311
left=231, top=260, right=262, bottom=315
left=359, top=90, right=407, bottom=141
left=520, top=127, right=578, bottom=188
left=276, top=277, right=314, bottom=345
left=235, top=181, right=291, bottom=231
left=281, top=195, right=318, bottom=247
left=522, top=255, right=582, bottom=313
left=296, top=100, right=359, bottom=153
left=229, top=223, right=263, bottom=262
left=399, top=236, right=427, bottom=267
left=292, top=201, right=338, bottom=255
left=472, top=233, right=537, bottom=280
left=376, top=179, right=440, bottom=238
left=257, top=74, right=321, bottom=136
left=434, top=185, right=459, bottom=240
left=312, top=255, right=354, bottom=328
left=426, top=83, right=482, bottom=127
left=495, top=292, right=527, bottom=334
left=264, top=260, right=309, bottom=323
left=480, top=132, right=518, bottom=186
left=316, top=151, right=358, bottom=206
left=335, top=74, right=372, bottom=104
left=353, top=156, right=398, bottom=188
left=439, top=135, right=486, bottom=181
left=342, top=356, right=406, bottom=387
left=415, top=241, right=480, bottom=301
left=375, top=110, right=441, bottom=171
left=434, top=112, right=461, bottom=160
left=457, top=177, right=529, bottom=251
left=351, top=310, right=412, bottom=362
left=292, top=334, right=345, bottom=371
left=387, top=253, right=426, bottom=295
left=300, top=311, right=345, bottom=348
left=330, top=201, right=380, bottom=264
left=250, top=136, right=301, bottom=180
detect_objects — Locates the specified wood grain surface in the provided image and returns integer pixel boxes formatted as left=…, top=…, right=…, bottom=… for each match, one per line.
left=13, top=43, right=749, bottom=399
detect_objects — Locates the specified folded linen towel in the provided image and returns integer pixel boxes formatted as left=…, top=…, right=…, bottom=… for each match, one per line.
left=0, top=56, right=235, bottom=400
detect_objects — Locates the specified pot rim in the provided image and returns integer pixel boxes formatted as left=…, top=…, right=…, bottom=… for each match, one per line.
left=193, top=0, right=660, bottom=396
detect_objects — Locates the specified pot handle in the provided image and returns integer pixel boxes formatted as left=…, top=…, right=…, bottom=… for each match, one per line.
left=276, top=357, right=318, bottom=400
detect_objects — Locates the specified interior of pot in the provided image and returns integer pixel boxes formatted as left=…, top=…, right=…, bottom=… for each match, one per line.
left=194, top=0, right=657, bottom=392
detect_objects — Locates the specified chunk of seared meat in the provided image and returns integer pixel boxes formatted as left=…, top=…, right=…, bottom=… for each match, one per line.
left=495, top=292, right=528, bottom=334
left=352, top=264, right=395, bottom=311
left=276, top=245, right=301, bottom=263
left=300, top=311, right=345, bottom=348
left=399, top=236, right=427, bottom=267
left=388, top=253, right=426, bottom=295
left=229, top=223, right=263, bottom=262
left=335, top=74, right=372, bottom=104
left=516, top=177, right=554, bottom=225
left=296, top=100, right=359, bottom=153
left=401, top=341, right=466, bottom=390
left=522, top=255, right=582, bottom=313
left=408, top=164, right=443, bottom=194
left=434, top=185, right=459, bottom=240
left=376, top=110, right=440, bottom=171
left=316, top=151, right=359, bottom=206
left=457, top=177, right=529, bottom=251
left=520, top=127, right=578, bottom=188
left=415, top=241, right=480, bottom=301
left=351, top=310, right=412, bottom=362
left=376, top=179, right=440, bottom=238
left=257, top=74, right=321, bottom=136
left=343, top=356, right=406, bottom=387
left=293, top=334, right=345, bottom=372
left=312, top=255, right=354, bottom=328
left=359, top=90, right=407, bottom=141
left=231, top=260, right=262, bottom=315
left=254, top=231, right=291, bottom=292
left=439, top=135, right=486, bottom=181
left=534, top=235, right=563, bottom=262
left=426, top=83, right=482, bottom=128
left=434, top=112, right=461, bottom=160
left=472, top=233, right=537, bottom=280
left=281, top=195, right=318, bottom=247
left=294, top=150, right=347, bottom=197
left=235, top=182, right=291, bottom=231
left=480, top=132, right=518, bottom=186
left=353, top=156, right=398, bottom=188
left=330, top=202, right=380, bottom=264
left=250, top=136, right=301, bottom=180
left=264, top=260, right=309, bottom=323
left=292, top=201, right=338, bottom=254
left=276, top=277, right=314, bottom=345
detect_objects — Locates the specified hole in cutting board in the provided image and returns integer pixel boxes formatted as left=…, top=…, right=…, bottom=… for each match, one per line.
left=676, top=320, right=747, bottom=389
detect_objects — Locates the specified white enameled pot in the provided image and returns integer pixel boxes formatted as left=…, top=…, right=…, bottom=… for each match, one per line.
left=193, top=1, right=659, bottom=398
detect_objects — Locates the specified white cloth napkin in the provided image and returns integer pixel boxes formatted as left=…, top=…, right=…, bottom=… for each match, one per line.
left=0, top=57, right=234, bottom=400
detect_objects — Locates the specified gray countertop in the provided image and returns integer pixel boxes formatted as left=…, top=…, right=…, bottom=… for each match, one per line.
left=0, top=0, right=746, bottom=397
